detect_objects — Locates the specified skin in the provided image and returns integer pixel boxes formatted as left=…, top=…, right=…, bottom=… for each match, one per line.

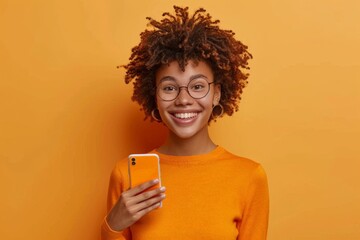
left=106, top=60, right=221, bottom=231
left=156, top=60, right=221, bottom=156
left=106, top=179, right=166, bottom=231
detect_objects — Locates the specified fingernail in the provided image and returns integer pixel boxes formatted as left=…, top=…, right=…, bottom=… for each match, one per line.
left=160, top=186, right=166, bottom=191
left=153, top=179, right=159, bottom=183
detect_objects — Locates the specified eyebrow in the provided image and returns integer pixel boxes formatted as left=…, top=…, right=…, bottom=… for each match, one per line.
left=159, top=74, right=209, bottom=83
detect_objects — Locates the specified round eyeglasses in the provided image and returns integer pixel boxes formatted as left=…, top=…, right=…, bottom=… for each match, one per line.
left=156, top=78, right=214, bottom=101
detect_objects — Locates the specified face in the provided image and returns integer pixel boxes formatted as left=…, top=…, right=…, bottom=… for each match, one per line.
left=155, top=60, right=221, bottom=140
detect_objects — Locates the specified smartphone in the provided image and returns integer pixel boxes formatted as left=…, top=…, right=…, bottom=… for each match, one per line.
left=128, top=153, right=162, bottom=193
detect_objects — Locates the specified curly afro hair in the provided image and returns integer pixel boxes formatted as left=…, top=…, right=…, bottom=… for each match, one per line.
left=122, top=6, right=252, bottom=121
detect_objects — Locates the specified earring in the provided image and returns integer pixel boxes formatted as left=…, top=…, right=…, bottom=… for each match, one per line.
left=211, top=104, right=224, bottom=119
left=151, top=109, right=161, bottom=122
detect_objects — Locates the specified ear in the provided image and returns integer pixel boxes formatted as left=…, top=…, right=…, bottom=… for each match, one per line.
left=213, top=84, right=221, bottom=106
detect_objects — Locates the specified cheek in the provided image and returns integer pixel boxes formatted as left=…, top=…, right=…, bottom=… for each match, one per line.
left=198, top=99, right=215, bottom=115
left=201, top=92, right=216, bottom=107
left=156, top=99, right=170, bottom=114
left=155, top=95, right=164, bottom=108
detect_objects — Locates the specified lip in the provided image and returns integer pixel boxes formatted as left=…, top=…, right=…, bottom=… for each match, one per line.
left=169, top=111, right=200, bottom=125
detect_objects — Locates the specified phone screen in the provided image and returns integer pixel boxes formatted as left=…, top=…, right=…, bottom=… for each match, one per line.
left=128, top=154, right=161, bottom=191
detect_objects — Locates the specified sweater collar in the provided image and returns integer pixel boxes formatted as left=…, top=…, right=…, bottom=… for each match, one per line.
left=150, top=146, right=225, bottom=166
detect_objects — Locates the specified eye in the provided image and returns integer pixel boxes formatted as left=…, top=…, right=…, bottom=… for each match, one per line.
left=162, top=85, right=178, bottom=92
left=190, top=83, right=206, bottom=91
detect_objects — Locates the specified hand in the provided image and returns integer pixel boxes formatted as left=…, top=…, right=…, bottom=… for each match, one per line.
left=106, top=179, right=166, bottom=231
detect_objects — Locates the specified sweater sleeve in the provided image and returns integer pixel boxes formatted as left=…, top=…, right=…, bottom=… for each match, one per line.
left=237, top=164, right=269, bottom=240
left=101, top=163, right=132, bottom=240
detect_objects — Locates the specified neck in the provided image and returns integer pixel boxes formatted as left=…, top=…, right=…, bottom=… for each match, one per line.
left=158, top=126, right=217, bottom=156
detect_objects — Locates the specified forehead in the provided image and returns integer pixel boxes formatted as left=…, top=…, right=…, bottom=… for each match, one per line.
left=155, top=60, right=214, bottom=84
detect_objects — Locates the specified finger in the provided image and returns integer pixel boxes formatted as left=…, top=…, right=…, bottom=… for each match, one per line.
left=130, top=186, right=166, bottom=205
left=126, top=179, right=160, bottom=196
left=124, top=186, right=165, bottom=208
left=134, top=196, right=164, bottom=216
left=131, top=202, right=162, bottom=223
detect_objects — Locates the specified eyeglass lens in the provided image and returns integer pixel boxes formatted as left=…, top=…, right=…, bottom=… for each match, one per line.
left=157, top=78, right=212, bottom=101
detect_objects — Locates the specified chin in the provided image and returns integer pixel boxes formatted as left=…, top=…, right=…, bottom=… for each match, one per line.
left=167, top=122, right=209, bottom=140
left=169, top=129, right=198, bottom=140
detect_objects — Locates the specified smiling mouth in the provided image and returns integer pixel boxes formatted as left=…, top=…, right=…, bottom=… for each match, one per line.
left=173, top=112, right=198, bottom=119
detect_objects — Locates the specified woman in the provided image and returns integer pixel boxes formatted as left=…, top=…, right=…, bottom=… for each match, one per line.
left=102, top=6, right=269, bottom=240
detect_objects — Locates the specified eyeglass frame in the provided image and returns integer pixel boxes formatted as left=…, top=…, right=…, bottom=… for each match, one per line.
left=155, top=79, right=215, bottom=101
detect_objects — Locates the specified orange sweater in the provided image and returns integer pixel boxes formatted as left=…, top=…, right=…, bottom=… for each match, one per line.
left=101, top=146, right=269, bottom=240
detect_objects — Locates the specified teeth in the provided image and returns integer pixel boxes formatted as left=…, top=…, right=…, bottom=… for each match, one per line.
left=174, top=112, right=198, bottom=119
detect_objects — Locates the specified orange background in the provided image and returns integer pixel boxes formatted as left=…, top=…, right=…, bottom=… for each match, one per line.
left=1, top=0, right=359, bottom=239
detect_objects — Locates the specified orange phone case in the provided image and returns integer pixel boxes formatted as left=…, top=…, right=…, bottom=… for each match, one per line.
left=128, top=153, right=161, bottom=191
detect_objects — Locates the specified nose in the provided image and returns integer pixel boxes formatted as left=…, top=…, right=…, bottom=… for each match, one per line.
left=175, top=87, right=194, bottom=105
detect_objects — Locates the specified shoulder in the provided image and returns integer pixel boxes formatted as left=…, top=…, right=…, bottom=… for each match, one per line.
left=109, top=156, right=130, bottom=190
left=219, top=147, right=262, bottom=167
left=113, top=156, right=129, bottom=173
left=219, top=147, right=267, bottom=178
